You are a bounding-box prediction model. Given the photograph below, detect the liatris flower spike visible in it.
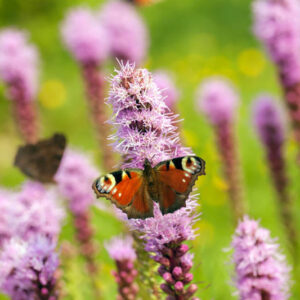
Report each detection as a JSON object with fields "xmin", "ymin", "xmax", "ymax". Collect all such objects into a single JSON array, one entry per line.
[
  {"xmin": 253, "ymin": 0, "xmax": 300, "ymax": 155},
  {"xmin": 105, "ymin": 235, "xmax": 139, "ymax": 300},
  {"xmin": 196, "ymin": 77, "xmax": 244, "ymax": 223},
  {"xmin": 0, "ymin": 236, "xmax": 60, "ymax": 300},
  {"xmin": 0, "ymin": 28, "xmax": 39, "ymax": 143},
  {"xmin": 93, "ymin": 64, "xmax": 205, "ymax": 219},
  {"xmin": 0, "ymin": 182, "xmax": 64, "ymax": 247},
  {"xmin": 232, "ymin": 216, "xmax": 291, "ymax": 300},
  {"xmin": 99, "ymin": 1, "xmax": 148, "ymax": 64},
  {"xmin": 61, "ymin": 7, "xmax": 109, "ymax": 65},
  {"xmin": 93, "ymin": 63, "xmax": 202, "ymax": 299},
  {"xmin": 55, "ymin": 149, "xmax": 100, "ymax": 295},
  {"xmin": 253, "ymin": 95, "xmax": 297, "ymax": 253},
  {"xmin": 61, "ymin": 7, "xmax": 114, "ymax": 170}
]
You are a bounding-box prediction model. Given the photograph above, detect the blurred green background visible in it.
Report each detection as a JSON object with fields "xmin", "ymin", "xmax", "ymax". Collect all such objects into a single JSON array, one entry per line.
[{"xmin": 1, "ymin": 0, "xmax": 300, "ymax": 299}]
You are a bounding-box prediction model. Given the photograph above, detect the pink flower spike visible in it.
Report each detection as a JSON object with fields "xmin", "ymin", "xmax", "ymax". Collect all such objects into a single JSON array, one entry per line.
[
  {"xmin": 0, "ymin": 28, "xmax": 39, "ymax": 102},
  {"xmin": 196, "ymin": 77, "xmax": 238, "ymax": 125},
  {"xmin": 105, "ymin": 235, "xmax": 138, "ymax": 299},
  {"xmin": 99, "ymin": 1, "xmax": 148, "ymax": 64},
  {"xmin": 0, "ymin": 236, "xmax": 59, "ymax": 300},
  {"xmin": 107, "ymin": 62, "xmax": 201, "ymax": 299},
  {"xmin": 252, "ymin": 95, "xmax": 297, "ymax": 252},
  {"xmin": 196, "ymin": 77, "xmax": 244, "ymax": 221},
  {"xmin": 252, "ymin": 0, "xmax": 300, "ymax": 156},
  {"xmin": 253, "ymin": 0, "xmax": 300, "ymax": 87},
  {"xmin": 0, "ymin": 28, "xmax": 40, "ymax": 142},
  {"xmin": 61, "ymin": 7, "xmax": 109, "ymax": 65},
  {"xmin": 232, "ymin": 216, "xmax": 291, "ymax": 300}
]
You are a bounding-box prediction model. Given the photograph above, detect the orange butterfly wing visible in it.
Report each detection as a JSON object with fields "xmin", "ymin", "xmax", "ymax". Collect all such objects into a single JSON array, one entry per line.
[
  {"xmin": 155, "ymin": 156, "xmax": 205, "ymax": 214},
  {"xmin": 92, "ymin": 169, "xmax": 153, "ymax": 219}
]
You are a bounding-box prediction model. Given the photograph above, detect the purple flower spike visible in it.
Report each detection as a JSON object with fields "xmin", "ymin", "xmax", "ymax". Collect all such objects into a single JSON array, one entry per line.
[
  {"xmin": 253, "ymin": 95, "xmax": 285, "ymax": 147},
  {"xmin": 253, "ymin": 0, "xmax": 300, "ymax": 87},
  {"xmin": 0, "ymin": 182, "xmax": 64, "ymax": 246},
  {"xmin": 253, "ymin": 95, "xmax": 297, "ymax": 251},
  {"xmin": 61, "ymin": 7, "xmax": 109, "ymax": 65},
  {"xmin": 0, "ymin": 28, "xmax": 39, "ymax": 142},
  {"xmin": 99, "ymin": 1, "xmax": 148, "ymax": 64},
  {"xmin": 61, "ymin": 8, "xmax": 114, "ymax": 170},
  {"xmin": 196, "ymin": 77, "xmax": 244, "ymax": 222},
  {"xmin": 107, "ymin": 63, "xmax": 200, "ymax": 298},
  {"xmin": 0, "ymin": 28, "xmax": 39, "ymax": 101},
  {"xmin": 105, "ymin": 236, "xmax": 138, "ymax": 300},
  {"xmin": 196, "ymin": 77, "xmax": 238, "ymax": 125},
  {"xmin": 55, "ymin": 149, "xmax": 99, "ymax": 275},
  {"xmin": 105, "ymin": 235, "xmax": 137, "ymax": 264},
  {"xmin": 153, "ymin": 71, "xmax": 179, "ymax": 110},
  {"xmin": 0, "ymin": 235, "xmax": 59, "ymax": 300},
  {"xmin": 128, "ymin": 201, "xmax": 199, "ymax": 299},
  {"xmin": 253, "ymin": 0, "xmax": 300, "ymax": 157},
  {"xmin": 108, "ymin": 62, "xmax": 190, "ymax": 169},
  {"xmin": 232, "ymin": 216, "xmax": 291, "ymax": 300},
  {"xmin": 55, "ymin": 149, "xmax": 98, "ymax": 215}
]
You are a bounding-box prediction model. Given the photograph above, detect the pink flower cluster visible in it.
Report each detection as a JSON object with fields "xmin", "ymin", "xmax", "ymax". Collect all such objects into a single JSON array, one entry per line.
[
  {"xmin": 61, "ymin": 1, "xmax": 148, "ymax": 65},
  {"xmin": 0, "ymin": 182, "xmax": 64, "ymax": 247},
  {"xmin": 0, "ymin": 29, "xmax": 39, "ymax": 101},
  {"xmin": 0, "ymin": 236, "xmax": 59, "ymax": 300},
  {"xmin": 55, "ymin": 148, "xmax": 99, "ymax": 215},
  {"xmin": 232, "ymin": 216, "xmax": 291, "ymax": 300},
  {"xmin": 105, "ymin": 236, "xmax": 139, "ymax": 300},
  {"xmin": 61, "ymin": 7, "xmax": 109, "ymax": 65},
  {"xmin": 196, "ymin": 77, "xmax": 238, "ymax": 125},
  {"xmin": 253, "ymin": 0, "xmax": 300, "ymax": 87}
]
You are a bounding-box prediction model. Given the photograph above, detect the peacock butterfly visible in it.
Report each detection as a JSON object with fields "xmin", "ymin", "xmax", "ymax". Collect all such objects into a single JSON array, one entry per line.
[
  {"xmin": 92, "ymin": 156, "xmax": 205, "ymax": 219},
  {"xmin": 14, "ymin": 133, "xmax": 66, "ymax": 183}
]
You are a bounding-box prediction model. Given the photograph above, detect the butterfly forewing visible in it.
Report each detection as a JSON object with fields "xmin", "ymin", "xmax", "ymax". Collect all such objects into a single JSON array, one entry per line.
[
  {"xmin": 92, "ymin": 169, "xmax": 154, "ymax": 219},
  {"xmin": 155, "ymin": 156, "xmax": 205, "ymax": 214},
  {"xmin": 14, "ymin": 133, "xmax": 66, "ymax": 183}
]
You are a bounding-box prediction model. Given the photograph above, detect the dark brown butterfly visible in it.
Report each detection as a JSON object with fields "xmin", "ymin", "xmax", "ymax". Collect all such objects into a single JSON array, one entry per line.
[
  {"xmin": 14, "ymin": 133, "xmax": 66, "ymax": 183},
  {"xmin": 92, "ymin": 156, "xmax": 205, "ymax": 219}
]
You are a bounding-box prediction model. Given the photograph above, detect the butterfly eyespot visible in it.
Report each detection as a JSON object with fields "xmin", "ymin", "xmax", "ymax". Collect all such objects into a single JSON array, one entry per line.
[
  {"xmin": 182, "ymin": 179, "xmax": 186, "ymax": 183},
  {"xmin": 182, "ymin": 157, "xmax": 198, "ymax": 173},
  {"xmin": 118, "ymin": 193, "xmax": 122, "ymax": 197},
  {"xmin": 112, "ymin": 188, "xmax": 117, "ymax": 195}
]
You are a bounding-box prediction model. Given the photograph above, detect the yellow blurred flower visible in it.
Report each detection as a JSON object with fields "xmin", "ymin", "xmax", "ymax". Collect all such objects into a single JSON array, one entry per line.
[
  {"xmin": 213, "ymin": 176, "xmax": 229, "ymax": 191},
  {"xmin": 39, "ymin": 80, "xmax": 66, "ymax": 109},
  {"xmin": 238, "ymin": 48, "xmax": 266, "ymax": 77}
]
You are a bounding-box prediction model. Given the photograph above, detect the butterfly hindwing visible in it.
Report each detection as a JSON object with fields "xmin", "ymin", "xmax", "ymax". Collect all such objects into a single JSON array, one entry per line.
[
  {"xmin": 92, "ymin": 169, "xmax": 153, "ymax": 219},
  {"xmin": 155, "ymin": 156, "xmax": 205, "ymax": 214},
  {"xmin": 14, "ymin": 133, "xmax": 66, "ymax": 183}
]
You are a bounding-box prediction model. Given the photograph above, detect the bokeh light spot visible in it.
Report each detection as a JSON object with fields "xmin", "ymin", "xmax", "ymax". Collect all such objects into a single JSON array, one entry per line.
[
  {"xmin": 213, "ymin": 176, "xmax": 228, "ymax": 191},
  {"xmin": 39, "ymin": 80, "xmax": 66, "ymax": 109},
  {"xmin": 238, "ymin": 48, "xmax": 266, "ymax": 77}
]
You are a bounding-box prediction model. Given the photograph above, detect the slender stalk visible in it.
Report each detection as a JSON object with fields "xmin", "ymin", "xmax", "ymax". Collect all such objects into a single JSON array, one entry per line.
[
  {"xmin": 81, "ymin": 63, "xmax": 114, "ymax": 171},
  {"xmin": 214, "ymin": 121, "xmax": 244, "ymax": 222}
]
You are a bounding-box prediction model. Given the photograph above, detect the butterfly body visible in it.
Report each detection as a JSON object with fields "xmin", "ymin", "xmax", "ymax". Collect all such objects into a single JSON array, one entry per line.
[{"xmin": 93, "ymin": 156, "xmax": 205, "ymax": 219}]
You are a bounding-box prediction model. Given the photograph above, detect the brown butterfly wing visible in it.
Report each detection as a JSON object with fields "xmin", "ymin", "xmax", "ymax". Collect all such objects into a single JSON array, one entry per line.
[
  {"xmin": 155, "ymin": 156, "xmax": 205, "ymax": 215},
  {"xmin": 14, "ymin": 133, "xmax": 66, "ymax": 183},
  {"xmin": 92, "ymin": 169, "xmax": 154, "ymax": 219}
]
